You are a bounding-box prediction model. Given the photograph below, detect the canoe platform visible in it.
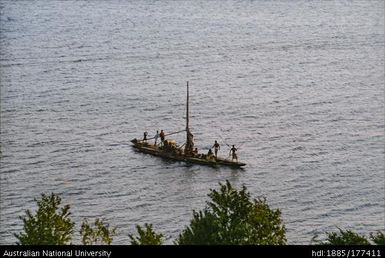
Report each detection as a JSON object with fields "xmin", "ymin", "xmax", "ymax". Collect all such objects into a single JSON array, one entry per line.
[{"xmin": 131, "ymin": 139, "xmax": 246, "ymax": 168}]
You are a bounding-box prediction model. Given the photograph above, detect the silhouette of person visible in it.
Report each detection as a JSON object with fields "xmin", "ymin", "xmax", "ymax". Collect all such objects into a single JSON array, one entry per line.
[
  {"xmin": 212, "ymin": 140, "xmax": 220, "ymax": 157},
  {"xmin": 154, "ymin": 130, "xmax": 160, "ymax": 145},
  {"xmin": 159, "ymin": 130, "xmax": 165, "ymax": 146},
  {"xmin": 230, "ymin": 145, "xmax": 238, "ymax": 162}
]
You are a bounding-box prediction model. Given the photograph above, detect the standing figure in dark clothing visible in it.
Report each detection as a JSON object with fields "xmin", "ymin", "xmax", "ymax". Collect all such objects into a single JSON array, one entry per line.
[
  {"xmin": 159, "ymin": 130, "xmax": 165, "ymax": 146},
  {"xmin": 212, "ymin": 140, "xmax": 220, "ymax": 158},
  {"xmin": 154, "ymin": 130, "xmax": 160, "ymax": 145},
  {"xmin": 229, "ymin": 145, "xmax": 238, "ymax": 162}
]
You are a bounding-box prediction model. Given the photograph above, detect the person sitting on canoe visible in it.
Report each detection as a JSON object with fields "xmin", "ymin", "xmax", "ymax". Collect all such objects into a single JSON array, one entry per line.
[
  {"xmin": 207, "ymin": 149, "xmax": 214, "ymax": 160},
  {"xmin": 229, "ymin": 145, "xmax": 238, "ymax": 162},
  {"xmin": 192, "ymin": 147, "xmax": 198, "ymax": 157},
  {"xmin": 212, "ymin": 140, "xmax": 220, "ymax": 158},
  {"xmin": 159, "ymin": 130, "xmax": 165, "ymax": 146}
]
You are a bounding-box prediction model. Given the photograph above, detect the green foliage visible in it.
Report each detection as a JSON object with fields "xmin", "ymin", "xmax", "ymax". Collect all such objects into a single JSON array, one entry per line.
[
  {"xmin": 14, "ymin": 193, "xmax": 75, "ymax": 245},
  {"xmin": 313, "ymin": 229, "xmax": 385, "ymax": 245},
  {"xmin": 322, "ymin": 229, "xmax": 370, "ymax": 245},
  {"xmin": 370, "ymin": 231, "xmax": 385, "ymax": 245},
  {"xmin": 15, "ymin": 189, "xmax": 382, "ymax": 246},
  {"xmin": 128, "ymin": 223, "xmax": 163, "ymax": 245},
  {"xmin": 80, "ymin": 218, "xmax": 116, "ymax": 245},
  {"xmin": 176, "ymin": 180, "xmax": 286, "ymax": 245}
]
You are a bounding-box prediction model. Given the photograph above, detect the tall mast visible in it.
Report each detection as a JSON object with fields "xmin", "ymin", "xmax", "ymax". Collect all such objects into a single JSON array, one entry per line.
[
  {"xmin": 185, "ymin": 81, "xmax": 194, "ymax": 154},
  {"xmin": 186, "ymin": 81, "xmax": 189, "ymax": 133}
]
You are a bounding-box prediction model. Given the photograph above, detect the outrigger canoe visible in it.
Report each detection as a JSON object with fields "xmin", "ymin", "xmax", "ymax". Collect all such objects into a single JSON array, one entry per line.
[
  {"xmin": 131, "ymin": 82, "xmax": 246, "ymax": 168},
  {"xmin": 131, "ymin": 139, "xmax": 246, "ymax": 168}
]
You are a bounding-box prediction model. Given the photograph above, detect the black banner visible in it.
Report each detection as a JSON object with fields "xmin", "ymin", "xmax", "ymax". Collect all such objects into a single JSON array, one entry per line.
[{"xmin": 0, "ymin": 245, "xmax": 384, "ymax": 258}]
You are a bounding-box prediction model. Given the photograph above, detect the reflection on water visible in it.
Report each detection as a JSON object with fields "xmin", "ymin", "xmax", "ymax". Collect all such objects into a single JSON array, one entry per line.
[{"xmin": 0, "ymin": 0, "xmax": 384, "ymax": 244}]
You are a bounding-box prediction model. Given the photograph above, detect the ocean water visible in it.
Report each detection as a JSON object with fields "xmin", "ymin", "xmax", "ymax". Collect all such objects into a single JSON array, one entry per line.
[{"xmin": 0, "ymin": 0, "xmax": 384, "ymax": 244}]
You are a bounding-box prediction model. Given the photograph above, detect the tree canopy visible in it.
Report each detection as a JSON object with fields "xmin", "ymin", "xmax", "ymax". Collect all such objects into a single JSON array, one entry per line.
[
  {"xmin": 80, "ymin": 218, "xmax": 116, "ymax": 245},
  {"xmin": 14, "ymin": 184, "xmax": 383, "ymax": 246},
  {"xmin": 15, "ymin": 193, "xmax": 75, "ymax": 245},
  {"xmin": 314, "ymin": 228, "xmax": 385, "ymax": 245},
  {"xmin": 176, "ymin": 180, "xmax": 286, "ymax": 245},
  {"xmin": 128, "ymin": 223, "xmax": 164, "ymax": 245}
]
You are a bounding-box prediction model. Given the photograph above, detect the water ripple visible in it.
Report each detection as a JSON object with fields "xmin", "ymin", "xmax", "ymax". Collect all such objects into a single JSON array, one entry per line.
[{"xmin": 1, "ymin": 0, "xmax": 384, "ymax": 245}]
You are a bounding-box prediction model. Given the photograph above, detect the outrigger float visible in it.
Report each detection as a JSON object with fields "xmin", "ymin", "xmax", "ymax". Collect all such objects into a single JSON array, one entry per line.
[{"xmin": 131, "ymin": 82, "xmax": 246, "ymax": 168}]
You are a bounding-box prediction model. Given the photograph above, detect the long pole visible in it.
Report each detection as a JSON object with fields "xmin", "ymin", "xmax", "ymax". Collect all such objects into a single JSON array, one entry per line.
[{"xmin": 186, "ymin": 81, "xmax": 189, "ymax": 134}]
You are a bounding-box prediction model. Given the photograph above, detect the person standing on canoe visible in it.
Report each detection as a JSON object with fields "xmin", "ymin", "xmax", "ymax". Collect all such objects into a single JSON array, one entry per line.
[
  {"xmin": 212, "ymin": 140, "xmax": 220, "ymax": 158},
  {"xmin": 229, "ymin": 145, "xmax": 238, "ymax": 162},
  {"xmin": 154, "ymin": 130, "xmax": 160, "ymax": 145},
  {"xmin": 143, "ymin": 131, "xmax": 148, "ymax": 143},
  {"xmin": 159, "ymin": 130, "xmax": 165, "ymax": 146}
]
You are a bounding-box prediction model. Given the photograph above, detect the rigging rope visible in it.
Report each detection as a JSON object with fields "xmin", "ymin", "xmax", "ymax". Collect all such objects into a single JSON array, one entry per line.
[
  {"xmin": 144, "ymin": 129, "xmax": 186, "ymax": 140},
  {"xmin": 165, "ymin": 129, "xmax": 186, "ymax": 136},
  {"xmin": 218, "ymin": 134, "xmax": 244, "ymax": 150}
]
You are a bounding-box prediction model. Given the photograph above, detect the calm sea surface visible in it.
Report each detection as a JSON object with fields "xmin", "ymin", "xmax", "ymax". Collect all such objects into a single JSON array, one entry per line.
[{"xmin": 0, "ymin": 0, "xmax": 384, "ymax": 244}]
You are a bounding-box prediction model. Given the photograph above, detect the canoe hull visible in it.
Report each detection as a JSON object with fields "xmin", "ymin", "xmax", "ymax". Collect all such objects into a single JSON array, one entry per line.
[{"xmin": 131, "ymin": 140, "xmax": 246, "ymax": 168}]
